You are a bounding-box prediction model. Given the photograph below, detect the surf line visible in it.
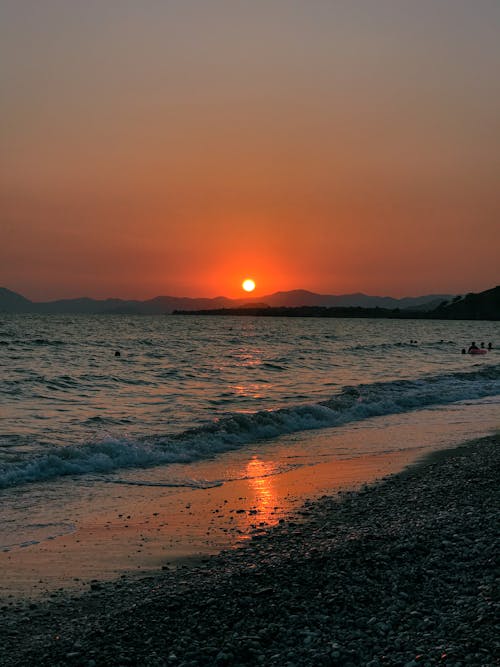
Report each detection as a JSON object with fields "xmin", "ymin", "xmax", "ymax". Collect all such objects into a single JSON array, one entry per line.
[{"xmin": 102, "ymin": 478, "xmax": 224, "ymax": 489}]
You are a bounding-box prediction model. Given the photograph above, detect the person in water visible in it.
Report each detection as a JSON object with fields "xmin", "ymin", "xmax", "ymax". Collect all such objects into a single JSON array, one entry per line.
[
  {"xmin": 468, "ymin": 342, "xmax": 479, "ymax": 353},
  {"xmin": 488, "ymin": 342, "xmax": 493, "ymax": 350}
]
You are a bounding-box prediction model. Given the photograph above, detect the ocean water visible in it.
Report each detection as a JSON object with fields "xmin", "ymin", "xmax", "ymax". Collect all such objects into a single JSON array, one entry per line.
[{"xmin": 0, "ymin": 314, "xmax": 499, "ymax": 490}]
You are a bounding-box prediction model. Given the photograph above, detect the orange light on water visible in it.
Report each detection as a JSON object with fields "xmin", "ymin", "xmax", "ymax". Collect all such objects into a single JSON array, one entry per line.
[{"xmin": 245, "ymin": 457, "xmax": 277, "ymax": 527}]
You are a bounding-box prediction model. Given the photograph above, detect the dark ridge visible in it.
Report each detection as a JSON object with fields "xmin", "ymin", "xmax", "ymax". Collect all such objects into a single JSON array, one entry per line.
[
  {"xmin": 173, "ymin": 286, "xmax": 500, "ymax": 320},
  {"xmin": 0, "ymin": 287, "xmax": 33, "ymax": 312},
  {"xmin": 432, "ymin": 286, "xmax": 500, "ymax": 320},
  {"xmin": 0, "ymin": 287, "xmax": 455, "ymax": 314}
]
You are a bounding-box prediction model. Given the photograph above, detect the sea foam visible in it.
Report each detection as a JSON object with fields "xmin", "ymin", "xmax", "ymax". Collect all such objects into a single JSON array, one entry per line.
[{"xmin": 0, "ymin": 365, "xmax": 498, "ymax": 489}]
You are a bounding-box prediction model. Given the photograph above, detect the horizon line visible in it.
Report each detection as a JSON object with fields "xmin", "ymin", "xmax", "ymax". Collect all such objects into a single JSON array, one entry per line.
[{"xmin": 1, "ymin": 285, "xmax": 471, "ymax": 304}]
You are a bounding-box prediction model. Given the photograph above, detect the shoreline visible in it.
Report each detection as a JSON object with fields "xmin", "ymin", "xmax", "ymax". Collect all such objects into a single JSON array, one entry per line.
[
  {"xmin": 1, "ymin": 434, "xmax": 498, "ymax": 666},
  {"xmin": 0, "ymin": 444, "xmax": 428, "ymax": 599},
  {"xmin": 4, "ymin": 396, "xmax": 499, "ymax": 601}
]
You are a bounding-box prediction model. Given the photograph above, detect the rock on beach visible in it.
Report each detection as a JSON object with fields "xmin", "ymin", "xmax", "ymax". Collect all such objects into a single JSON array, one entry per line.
[{"xmin": 0, "ymin": 435, "xmax": 498, "ymax": 666}]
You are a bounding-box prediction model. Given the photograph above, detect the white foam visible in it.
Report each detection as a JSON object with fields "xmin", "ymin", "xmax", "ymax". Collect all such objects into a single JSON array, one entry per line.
[
  {"xmin": 1, "ymin": 365, "xmax": 498, "ymax": 489},
  {"xmin": 106, "ymin": 478, "xmax": 223, "ymax": 489},
  {"xmin": 0, "ymin": 522, "xmax": 75, "ymax": 551}
]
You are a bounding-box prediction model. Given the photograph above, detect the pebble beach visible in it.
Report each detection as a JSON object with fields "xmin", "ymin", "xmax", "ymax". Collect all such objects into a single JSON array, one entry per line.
[{"xmin": 1, "ymin": 434, "xmax": 498, "ymax": 667}]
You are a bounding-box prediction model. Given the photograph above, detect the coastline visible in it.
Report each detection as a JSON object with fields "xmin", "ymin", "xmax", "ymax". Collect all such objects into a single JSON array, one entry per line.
[
  {"xmin": 3, "ymin": 397, "xmax": 499, "ymax": 600},
  {"xmin": 1, "ymin": 434, "xmax": 498, "ymax": 666},
  {"xmin": 0, "ymin": 444, "xmax": 428, "ymax": 599}
]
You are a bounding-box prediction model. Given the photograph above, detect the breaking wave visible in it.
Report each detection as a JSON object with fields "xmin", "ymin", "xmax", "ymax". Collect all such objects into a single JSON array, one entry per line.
[{"xmin": 1, "ymin": 365, "xmax": 498, "ymax": 489}]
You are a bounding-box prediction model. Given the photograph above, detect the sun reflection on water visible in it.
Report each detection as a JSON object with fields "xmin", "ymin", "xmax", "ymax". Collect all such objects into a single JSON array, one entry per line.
[
  {"xmin": 244, "ymin": 457, "xmax": 279, "ymax": 528},
  {"xmin": 232, "ymin": 383, "xmax": 264, "ymax": 399}
]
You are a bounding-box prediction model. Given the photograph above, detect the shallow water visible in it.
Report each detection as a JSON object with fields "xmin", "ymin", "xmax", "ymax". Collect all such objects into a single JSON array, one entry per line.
[
  {"xmin": 1, "ymin": 395, "xmax": 498, "ymax": 597},
  {"xmin": 1, "ymin": 314, "xmax": 499, "ymax": 595}
]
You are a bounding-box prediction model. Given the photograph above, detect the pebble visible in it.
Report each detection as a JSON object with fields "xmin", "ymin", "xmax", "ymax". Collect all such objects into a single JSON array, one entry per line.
[{"xmin": 0, "ymin": 436, "xmax": 498, "ymax": 667}]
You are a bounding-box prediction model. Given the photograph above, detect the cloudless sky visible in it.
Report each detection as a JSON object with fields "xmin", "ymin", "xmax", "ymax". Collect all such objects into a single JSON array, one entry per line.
[{"xmin": 1, "ymin": 0, "xmax": 499, "ymax": 299}]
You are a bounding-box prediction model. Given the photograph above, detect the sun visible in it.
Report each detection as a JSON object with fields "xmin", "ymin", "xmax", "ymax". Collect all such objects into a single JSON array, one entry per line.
[{"xmin": 242, "ymin": 278, "xmax": 256, "ymax": 292}]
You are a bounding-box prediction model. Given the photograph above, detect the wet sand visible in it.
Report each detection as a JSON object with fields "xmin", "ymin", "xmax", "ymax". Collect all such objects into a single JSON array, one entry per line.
[
  {"xmin": 0, "ymin": 434, "xmax": 498, "ymax": 666},
  {"xmin": 0, "ymin": 447, "xmax": 422, "ymax": 599},
  {"xmin": 1, "ymin": 401, "xmax": 498, "ymax": 600}
]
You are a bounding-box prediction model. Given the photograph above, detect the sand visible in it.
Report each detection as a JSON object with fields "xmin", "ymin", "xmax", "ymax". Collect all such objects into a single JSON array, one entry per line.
[
  {"xmin": 0, "ymin": 446, "xmax": 423, "ymax": 599},
  {"xmin": 0, "ymin": 434, "xmax": 498, "ymax": 666},
  {"xmin": 4, "ymin": 399, "xmax": 499, "ymax": 601}
]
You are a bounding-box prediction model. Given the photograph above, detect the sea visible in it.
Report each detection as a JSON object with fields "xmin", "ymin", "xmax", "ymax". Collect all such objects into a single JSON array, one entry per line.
[
  {"xmin": 0, "ymin": 315, "xmax": 500, "ymax": 489},
  {"xmin": 1, "ymin": 314, "xmax": 500, "ymax": 587},
  {"xmin": 1, "ymin": 314, "xmax": 499, "ymax": 492}
]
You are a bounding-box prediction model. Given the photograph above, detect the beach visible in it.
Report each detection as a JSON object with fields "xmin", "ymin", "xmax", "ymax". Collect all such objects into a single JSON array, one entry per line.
[
  {"xmin": 2, "ymin": 398, "xmax": 498, "ymax": 600},
  {"xmin": 3, "ymin": 0, "xmax": 499, "ymax": 663},
  {"xmin": 1, "ymin": 434, "xmax": 498, "ymax": 667},
  {"xmin": 1, "ymin": 315, "xmax": 499, "ymax": 665}
]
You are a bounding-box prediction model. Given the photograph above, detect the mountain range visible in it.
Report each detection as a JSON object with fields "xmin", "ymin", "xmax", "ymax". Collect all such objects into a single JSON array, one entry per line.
[
  {"xmin": 176, "ymin": 286, "xmax": 500, "ymax": 321},
  {"xmin": 0, "ymin": 287, "xmax": 453, "ymax": 314}
]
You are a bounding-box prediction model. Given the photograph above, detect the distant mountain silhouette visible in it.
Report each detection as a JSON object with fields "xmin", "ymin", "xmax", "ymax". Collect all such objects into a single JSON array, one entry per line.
[
  {"xmin": 256, "ymin": 289, "xmax": 452, "ymax": 310},
  {"xmin": 0, "ymin": 287, "xmax": 33, "ymax": 312},
  {"xmin": 0, "ymin": 289, "xmax": 234, "ymax": 314},
  {"xmin": 432, "ymin": 286, "xmax": 500, "ymax": 320},
  {"xmin": 0, "ymin": 286, "xmax": 456, "ymax": 315},
  {"xmin": 175, "ymin": 286, "xmax": 500, "ymax": 321}
]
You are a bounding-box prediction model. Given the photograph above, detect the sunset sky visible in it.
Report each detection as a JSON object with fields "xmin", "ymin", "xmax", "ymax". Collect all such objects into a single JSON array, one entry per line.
[{"xmin": 1, "ymin": 1, "xmax": 499, "ymax": 300}]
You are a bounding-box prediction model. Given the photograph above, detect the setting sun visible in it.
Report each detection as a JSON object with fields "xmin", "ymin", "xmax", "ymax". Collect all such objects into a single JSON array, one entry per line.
[{"xmin": 242, "ymin": 279, "xmax": 256, "ymax": 292}]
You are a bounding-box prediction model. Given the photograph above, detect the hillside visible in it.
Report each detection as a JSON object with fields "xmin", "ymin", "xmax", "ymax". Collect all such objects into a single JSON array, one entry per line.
[
  {"xmin": 433, "ymin": 286, "xmax": 500, "ymax": 320},
  {"xmin": 174, "ymin": 286, "xmax": 500, "ymax": 320},
  {"xmin": 0, "ymin": 288, "xmax": 33, "ymax": 312}
]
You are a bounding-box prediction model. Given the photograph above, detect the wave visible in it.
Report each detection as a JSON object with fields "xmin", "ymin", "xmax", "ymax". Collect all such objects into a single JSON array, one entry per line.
[
  {"xmin": 107, "ymin": 461, "xmax": 303, "ymax": 488},
  {"xmin": 0, "ymin": 338, "xmax": 67, "ymax": 347},
  {"xmin": 106, "ymin": 478, "xmax": 223, "ymax": 489},
  {"xmin": 0, "ymin": 365, "xmax": 498, "ymax": 489},
  {"xmin": 0, "ymin": 522, "xmax": 75, "ymax": 551},
  {"xmin": 345, "ymin": 340, "xmax": 456, "ymax": 353}
]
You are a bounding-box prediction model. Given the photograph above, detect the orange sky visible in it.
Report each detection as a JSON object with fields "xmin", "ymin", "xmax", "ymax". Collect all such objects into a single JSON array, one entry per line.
[{"xmin": 1, "ymin": 1, "xmax": 499, "ymax": 300}]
